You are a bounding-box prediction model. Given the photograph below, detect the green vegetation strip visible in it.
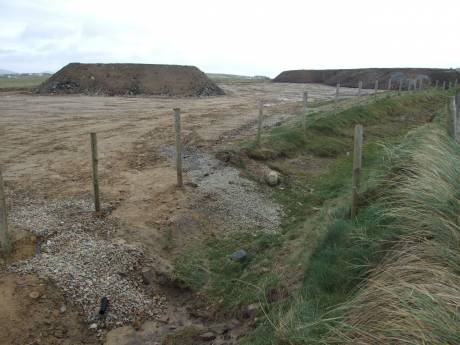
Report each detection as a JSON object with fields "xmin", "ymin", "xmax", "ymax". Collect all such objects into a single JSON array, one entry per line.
[
  {"xmin": 172, "ymin": 90, "xmax": 453, "ymax": 344},
  {"xmin": 0, "ymin": 74, "xmax": 50, "ymax": 90}
]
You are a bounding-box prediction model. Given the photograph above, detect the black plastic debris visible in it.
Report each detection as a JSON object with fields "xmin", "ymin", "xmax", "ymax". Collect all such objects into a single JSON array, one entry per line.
[{"xmin": 99, "ymin": 296, "xmax": 109, "ymax": 315}]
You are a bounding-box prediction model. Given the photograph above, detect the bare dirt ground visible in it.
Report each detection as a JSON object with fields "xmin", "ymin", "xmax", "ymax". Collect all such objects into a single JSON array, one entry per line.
[{"xmin": 0, "ymin": 82, "xmax": 369, "ymax": 345}]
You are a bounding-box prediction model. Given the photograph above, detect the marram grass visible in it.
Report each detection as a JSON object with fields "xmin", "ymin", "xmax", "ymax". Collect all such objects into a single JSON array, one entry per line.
[{"xmin": 324, "ymin": 127, "xmax": 460, "ymax": 344}]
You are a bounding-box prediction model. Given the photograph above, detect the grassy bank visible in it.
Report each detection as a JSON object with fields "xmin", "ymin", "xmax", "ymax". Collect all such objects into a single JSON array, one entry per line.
[
  {"xmin": 324, "ymin": 127, "xmax": 460, "ymax": 344},
  {"xmin": 172, "ymin": 90, "xmax": 454, "ymax": 344}
]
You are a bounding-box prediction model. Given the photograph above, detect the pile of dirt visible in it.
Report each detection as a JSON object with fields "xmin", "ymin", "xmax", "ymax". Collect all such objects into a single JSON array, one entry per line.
[
  {"xmin": 37, "ymin": 63, "xmax": 225, "ymax": 96},
  {"xmin": 273, "ymin": 68, "xmax": 460, "ymax": 89}
]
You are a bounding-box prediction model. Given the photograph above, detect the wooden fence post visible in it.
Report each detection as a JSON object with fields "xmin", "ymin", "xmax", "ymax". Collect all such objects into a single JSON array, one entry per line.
[
  {"xmin": 90, "ymin": 133, "xmax": 101, "ymax": 212},
  {"xmin": 351, "ymin": 124, "xmax": 363, "ymax": 217},
  {"xmin": 0, "ymin": 170, "xmax": 11, "ymax": 255},
  {"xmin": 407, "ymin": 79, "xmax": 411, "ymax": 91},
  {"xmin": 256, "ymin": 100, "xmax": 264, "ymax": 145},
  {"xmin": 335, "ymin": 82, "xmax": 340, "ymax": 109},
  {"xmin": 456, "ymin": 90, "xmax": 460, "ymax": 116},
  {"xmin": 374, "ymin": 80, "xmax": 379, "ymax": 97},
  {"xmin": 435, "ymin": 80, "xmax": 439, "ymax": 89},
  {"xmin": 173, "ymin": 108, "xmax": 183, "ymax": 187},
  {"xmin": 442, "ymin": 81, "xmax": 446, "ymax": 90},
  {"xmin": 302, "ymin": 92, "xmax": 308, "ymax": 131},
  {"xmin": 447, "ymin": 96, "xmax": 457, "ymax": 140},
  {"xmin": 398, "ymin": 79, "xmax": 403, "ymax": 95},
  {"xmin": 455, "ymin": 79, "xmax": 458, "ymax": 88},
  {"xmin": 358, "ymin": 81, "xmax": 362, "ymax": 97},
  {"xmin": 387, "ymin": 78, "xmax": 392, "ymax": 90}
]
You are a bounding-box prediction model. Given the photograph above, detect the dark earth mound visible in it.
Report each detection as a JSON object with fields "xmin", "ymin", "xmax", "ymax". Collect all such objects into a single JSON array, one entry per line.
[
  {"xmin": 37, "ymin": 63, "xmax": 225, "ymax": 96},
  {"xmin": 273, "ymin": 68, "xmax": 460, "ymax": 89}
]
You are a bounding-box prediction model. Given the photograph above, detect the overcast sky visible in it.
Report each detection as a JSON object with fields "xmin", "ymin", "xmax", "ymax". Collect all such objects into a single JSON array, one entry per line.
[{"xmin": 1, "ymin": 0, "xmax": 459, "ymax": 77}]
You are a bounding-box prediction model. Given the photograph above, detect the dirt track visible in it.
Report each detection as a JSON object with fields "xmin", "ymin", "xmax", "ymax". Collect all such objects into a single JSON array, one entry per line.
[{"xmin": 0, "ymin": 82, "xmax": 368, "ymax": 344}]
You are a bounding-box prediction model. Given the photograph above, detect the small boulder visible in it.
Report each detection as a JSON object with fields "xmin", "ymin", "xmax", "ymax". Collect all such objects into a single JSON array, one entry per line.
[
  {"xmin": 29, "ymin": 291, "xmax": 41, "ymax": 299},
  {"xmin": 141, "ymin": 258, "xmax": 174, "ymax": 286},
  {"xmin": 210, "ymin": 323, "xmax": 231, "ymax": 335},
  {"xmin": 265, "ymin": 170, "xmax": 280, "ymax": 187},
  {"xmin": 199, "ymin": 332, "xmax": 216, "ymax": 341},
  {"xmin": 230, "ymin": 249, "xmax": 247, "ymax": 263},
  {"xmin": 141, "ymin": 267, "xmax": 155, "ymax": 285},
  {"xmin": 243, "ymin": 303, "xmax": 259, "ymax": 319}
]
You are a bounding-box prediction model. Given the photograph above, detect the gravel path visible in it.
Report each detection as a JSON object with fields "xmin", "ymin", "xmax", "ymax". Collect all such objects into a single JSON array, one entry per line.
[{"xmin": 161, "ymin": 147, "xmax": 283, "ymax": 233}]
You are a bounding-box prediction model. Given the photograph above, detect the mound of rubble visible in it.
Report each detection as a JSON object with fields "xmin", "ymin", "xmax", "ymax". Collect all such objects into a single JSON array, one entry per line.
[
  {"xmin": 273, "ymin": 68, "xmax": 460, "ymax": 89},
  {"xmin": 8, "ymin": 198, "xmax": 166, "ymax": 328},
  {"xmin": 37, "ymin": 63, "xmax": 225, "ymax": 96}
]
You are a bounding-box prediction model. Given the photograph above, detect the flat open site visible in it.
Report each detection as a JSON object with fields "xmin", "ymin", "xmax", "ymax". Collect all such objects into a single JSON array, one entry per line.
[
  {"xmin": 0, "ymin": 82, "xmax": 369, "ymax": 344},
  {"xmin": 0, "ymin": 82, "xmax": 361, "ymax": 207}
]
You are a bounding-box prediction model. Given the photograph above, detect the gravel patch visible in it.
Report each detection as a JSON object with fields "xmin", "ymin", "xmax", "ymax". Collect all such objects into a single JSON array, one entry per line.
[
  {"xmin": 8, "ymin": 196, "xmax": 166, "ymax": 328},
  {"xmin": 161, "ymin": 147, "xmax": 283, "ymax": 233},
  {"xmin": 9, "ymin": 197, "xmax": 95, "ymax": 236}
]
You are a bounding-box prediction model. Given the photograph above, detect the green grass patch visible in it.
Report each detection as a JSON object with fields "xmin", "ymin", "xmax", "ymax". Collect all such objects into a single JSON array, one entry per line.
[
  {"xmin": 242, "ymin": 92, "xmax": 452, "ymax": 344},
  {"xmin": 245, "ymin": 92, "xmax": 447, "ymax": 160},
  {"xmin": 172, "ymin": 90, "xmax": 452, "ymax": 345},
  {"xmin": 0, "ymin": 74, "xmax": 50, "ymax": 90},
  {"xmin": 174, "ymin": 231, "xmax": 283, "ymax": 315}
]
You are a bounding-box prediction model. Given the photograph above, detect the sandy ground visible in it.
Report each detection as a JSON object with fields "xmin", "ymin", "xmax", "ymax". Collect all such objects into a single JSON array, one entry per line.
[
  {"xmin": 0, "ymin": 82, "xmax": 368, "ymax": 344},
  {"xmin": 0, "ymin": 82, "xmax": 364, "ymax": 243}
]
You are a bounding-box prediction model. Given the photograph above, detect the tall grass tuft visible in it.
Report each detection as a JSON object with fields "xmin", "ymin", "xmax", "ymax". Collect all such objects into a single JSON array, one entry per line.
[{"xmin": 325, "ymin": 127, "xmax": 460, "ymax": 344}]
